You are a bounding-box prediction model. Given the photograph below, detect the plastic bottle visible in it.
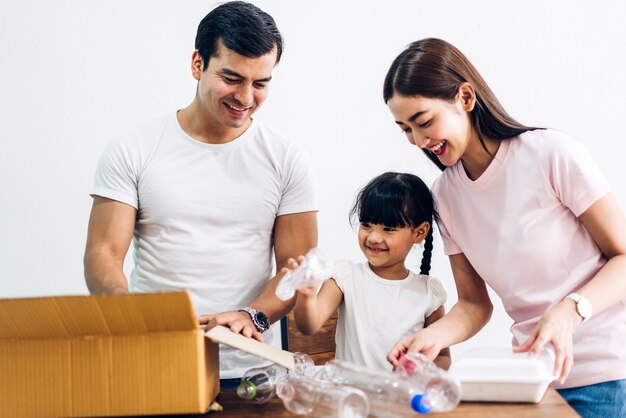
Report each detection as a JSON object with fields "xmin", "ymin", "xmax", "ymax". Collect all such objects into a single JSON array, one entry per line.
[
  {"xmin": 277, "ymin": 376, "xmax": 370, "ymax": 418},
  {"xmin": 237, "ymin": 352, "xmax": 315, "ymax": 403},
  {"xmin": 314, "ymin": 359, "xmax": 432, "ymax": 417},
  {"xmin": 275, "ymin": 248, "xmax": 334, "ymax": 301},
  {"xmin": 393, "ymin": 352, "xmax": 461, "ymax": 412}
]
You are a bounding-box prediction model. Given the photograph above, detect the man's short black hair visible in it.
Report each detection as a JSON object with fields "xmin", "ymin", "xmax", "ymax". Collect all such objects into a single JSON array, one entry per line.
[{"xmin": 195, "ymin": 1, "xmax": 283, "ymax": 71}]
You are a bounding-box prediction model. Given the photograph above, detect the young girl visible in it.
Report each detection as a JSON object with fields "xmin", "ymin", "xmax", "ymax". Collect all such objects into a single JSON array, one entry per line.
[
  {"xmin": 293, "ymin": 172, "xmax": 450, "ymax": 371},
  {"xmin": 383, "ymin": 38, "xmax": 626, "ymax": 417}
]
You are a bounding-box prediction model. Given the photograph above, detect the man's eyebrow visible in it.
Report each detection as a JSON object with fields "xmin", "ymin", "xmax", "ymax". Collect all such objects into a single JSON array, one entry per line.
[
  {"xmin": 220, "ymin": 69, "xmax": 243, "ymax": 78},
  {"xmin": 220, "ymin": 68, "xmax": 272, "ymax": 82}
]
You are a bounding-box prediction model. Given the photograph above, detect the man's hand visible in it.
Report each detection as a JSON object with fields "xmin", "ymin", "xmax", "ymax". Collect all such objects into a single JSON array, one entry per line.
[{"xmin": 199, "ymin": 310, "xmax": 264, "ymax": 342}]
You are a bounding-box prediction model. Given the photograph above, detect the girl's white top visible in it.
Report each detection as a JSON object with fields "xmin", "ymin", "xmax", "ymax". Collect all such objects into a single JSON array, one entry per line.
[{"xmin": 333, "ymin": 260, "xmax": 446, "ymax": 371}]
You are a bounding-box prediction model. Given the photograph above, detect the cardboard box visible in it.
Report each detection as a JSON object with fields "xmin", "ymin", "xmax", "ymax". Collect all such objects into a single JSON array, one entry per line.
[{"xmin": 0, "ymin": 291, "xmax": 219, "ymax": 418}]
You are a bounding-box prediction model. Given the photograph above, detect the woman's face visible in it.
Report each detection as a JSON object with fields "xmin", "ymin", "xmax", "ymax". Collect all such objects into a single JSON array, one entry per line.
[{"xmin": 387, "ymin": 89, "xmax": 474, "ymax": 167}]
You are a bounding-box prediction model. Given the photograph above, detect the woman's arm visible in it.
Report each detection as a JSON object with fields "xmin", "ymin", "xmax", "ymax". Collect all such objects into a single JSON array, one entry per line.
[
  {"xmin": 424, "ymin": 305, "xmax": 451, "ymax": 370},
  {"xmin": 388, "ymin": 253, "xmax": 492, "ymax": 366},
  {"xmin": 514, "ymin": 193, "xmax": 626, "ymax": 384},
  {"xmin": 293, "ymin": 278, "xmax": 343, "ymax": 335}
]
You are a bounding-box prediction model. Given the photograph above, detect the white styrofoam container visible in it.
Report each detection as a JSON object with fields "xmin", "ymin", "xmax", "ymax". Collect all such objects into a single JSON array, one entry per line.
[{"xmin": 449, "ymin": 347, "xmax": 556, "ymax": 403}]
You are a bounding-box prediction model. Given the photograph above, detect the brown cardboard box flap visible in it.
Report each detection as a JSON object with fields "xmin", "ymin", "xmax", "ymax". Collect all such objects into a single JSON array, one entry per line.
[
  {"xmin": 206, "ymin": 325, "xmax": 295, "ymax": 370},
  {"xmin": 0, "ymin": 291, "xmax": 197, "ymax": 339}
]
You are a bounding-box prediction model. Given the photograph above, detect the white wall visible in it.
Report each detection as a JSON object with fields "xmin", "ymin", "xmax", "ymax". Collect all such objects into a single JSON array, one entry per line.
[{"xmin": 1, "ymin": 0, "xmax": 625, "ymax": 357}]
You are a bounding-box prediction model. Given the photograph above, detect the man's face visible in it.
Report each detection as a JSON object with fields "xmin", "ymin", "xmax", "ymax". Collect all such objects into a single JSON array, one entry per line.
[{"xmin": 192, "ymin": 41, "xmax": 277, "ymax": 135}]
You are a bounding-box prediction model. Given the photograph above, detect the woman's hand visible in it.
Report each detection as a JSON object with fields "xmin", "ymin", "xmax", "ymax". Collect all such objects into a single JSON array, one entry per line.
[
  {"xmin": 387, "ymin": 327, "xmax": 442, "ymax": 367},
  {"xmin": 513, "ymin": 299, "xmax": 582, "ymax": 384}
]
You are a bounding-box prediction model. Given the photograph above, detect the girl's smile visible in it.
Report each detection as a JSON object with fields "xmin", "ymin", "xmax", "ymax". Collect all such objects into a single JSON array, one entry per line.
[
  {"xmin": 358, "ymin": 222, "xmax": 421, "ymax": 280},
  {"xmin": 365, "ymin": 245, "xmax": 388, "ymax": 255}
]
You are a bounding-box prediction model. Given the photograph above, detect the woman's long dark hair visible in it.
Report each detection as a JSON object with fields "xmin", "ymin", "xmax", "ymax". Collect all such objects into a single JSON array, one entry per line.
[
  {"xmin": 384, "ymin": 38, "xmax": 540, "ymax": 171},
  {"xmin": 350, "ymin": 172, "xmax": 436, "ymax": 275}
]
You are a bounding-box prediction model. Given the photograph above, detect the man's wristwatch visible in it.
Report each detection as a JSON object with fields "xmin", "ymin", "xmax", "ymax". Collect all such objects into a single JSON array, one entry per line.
[
  {"xmin": 239, "ymin": 307, "xmax": 271, "ymax": 333},
  {"xmin": 565, "ymin": 292, "xmax": 592, "ymax": 323}
]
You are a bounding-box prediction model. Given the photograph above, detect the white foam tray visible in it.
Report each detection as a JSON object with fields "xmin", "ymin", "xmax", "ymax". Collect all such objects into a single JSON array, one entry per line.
[{"xmin": 449, "ymin": 347, "xmax": 556, "ymax": 403}]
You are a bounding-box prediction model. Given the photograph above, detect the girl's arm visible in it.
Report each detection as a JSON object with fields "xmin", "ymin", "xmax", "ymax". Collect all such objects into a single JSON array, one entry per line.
[
  {"xmin": 514, "ymin": 193, "xmax": 626, "ymax": 384},
  {"xmin": 293, "ymin": 278, "xmax": 343, "ymax": 335},
  {"xmin": 423, "ymin": 305, "xmax": 451, "ymax": 370},
  {"xmin": 388, "ymin": 253, "xmax": 492, "ymax": 366}
]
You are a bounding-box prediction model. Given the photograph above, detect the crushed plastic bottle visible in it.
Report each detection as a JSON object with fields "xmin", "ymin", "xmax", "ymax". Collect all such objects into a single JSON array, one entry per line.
[
  {"xmin": 277, "ymin": 376, "xmax": 370, "ymax": 418},
  {"xmin": 237, "ymin": 352, "xmax": 315, "ymax": 403},
  {"xmin": 315, "ymin": 359, "xmax": 432, "ymax": 417},
  {"xmin": 394, "ymin": 352, "xmax": 461, "ymax": 412},
  {"xmin": 275, "ymin": 248, "xmax": 334, "ymax": 301}
]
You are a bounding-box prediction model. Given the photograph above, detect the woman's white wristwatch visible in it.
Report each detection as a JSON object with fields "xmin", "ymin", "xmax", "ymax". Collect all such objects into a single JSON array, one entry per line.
[{"xmin": 565, "ymin": 293, "xmax": 592, "ymax": 323}]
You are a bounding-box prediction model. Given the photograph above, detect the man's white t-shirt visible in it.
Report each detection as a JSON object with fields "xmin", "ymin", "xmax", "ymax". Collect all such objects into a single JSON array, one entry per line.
[
  {"xmin": 91, "ymin": 112, "xmax": 317, "ymax": 378},
  {"xmin": 332, "ymin": 260, "xmax": 446, "ymax": 371}
]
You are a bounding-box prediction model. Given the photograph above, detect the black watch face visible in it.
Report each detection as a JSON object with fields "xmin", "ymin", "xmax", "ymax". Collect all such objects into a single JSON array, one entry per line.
[{"xmin": 254, "ymin": 312, "xmax": 270, "ymax": 330}]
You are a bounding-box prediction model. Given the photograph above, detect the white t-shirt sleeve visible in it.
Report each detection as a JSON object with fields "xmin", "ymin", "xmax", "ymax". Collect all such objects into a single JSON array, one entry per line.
[
  {"xmin": 277, "ymin": 143, "xmax": 318, "ymax": 216},
  {"xmin": 542, "ymin": 131, "xmax": 611, "ymax": 217},
  {"xmin": 90, "ymin": 137, "xmax": 140, "ymax": 209},
  {"xmin": 331, "ymin": 259, "xmax": 352, "ymax": 293},
  {"xmin": 425, "ymin": 276, "xmax": 447, "ymax": 317}
]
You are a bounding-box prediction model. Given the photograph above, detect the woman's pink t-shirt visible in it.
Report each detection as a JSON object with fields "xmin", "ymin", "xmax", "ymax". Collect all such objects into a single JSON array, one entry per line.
[{"xmin": 432, "ymin": 129, "xmax": 626, "ymax": 388}]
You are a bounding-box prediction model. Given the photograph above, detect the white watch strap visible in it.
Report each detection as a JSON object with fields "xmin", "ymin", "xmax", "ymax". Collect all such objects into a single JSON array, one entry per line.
[{"xmin": 565, "ymin": 292, "xmax": 592, "ymax": 322}]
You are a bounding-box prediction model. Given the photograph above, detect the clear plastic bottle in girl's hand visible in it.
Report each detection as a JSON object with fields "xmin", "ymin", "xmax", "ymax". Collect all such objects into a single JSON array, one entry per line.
[
  {"xmin": 237, "ymin": 352, "xmax": 315, "ymax": 403},
  {"xmin": 275, "ymin": 248, "xmax": 335, "ymax": 301},
  {"xmin": 315, "ymin": 359, "xmax": 432, "ymax": 417},
  {"xmin": 277, "ymin": 375, "xmax": 370, "ymax": 418},
  {"xmin": 394, "ymin": 352, "xmax": 461, "ymax": 412}
]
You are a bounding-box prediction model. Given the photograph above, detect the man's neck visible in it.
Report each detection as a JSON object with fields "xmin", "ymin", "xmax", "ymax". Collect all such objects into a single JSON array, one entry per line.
[{"xmin": 176, "ymin": 104, "xmax": 250, "ymax": 145}]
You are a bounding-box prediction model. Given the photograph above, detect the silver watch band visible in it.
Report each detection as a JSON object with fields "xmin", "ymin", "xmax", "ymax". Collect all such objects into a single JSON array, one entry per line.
[{"xmin": 238, "ymin": 306, "xmax": 270, "ymax": 332}]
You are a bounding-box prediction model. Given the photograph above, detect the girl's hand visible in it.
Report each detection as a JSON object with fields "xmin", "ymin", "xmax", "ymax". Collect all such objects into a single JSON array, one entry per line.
[
  {"xmin": 285, "ymin": 256, "xmax": 305, "ymax": 271},
  {"xmin": 296, "ymin": 286, "xmax": 317, "ymax": 298},
  {"xmin": 513, "ymin": 300, "xmax": 581, "ymax": 384},
  {"xmin": 387, "ymin": 328, "xmax": 442, "ymax": 367},
  {"xmin": 285, "ymin": 256, "xmax": 318, "ymax": 300}
]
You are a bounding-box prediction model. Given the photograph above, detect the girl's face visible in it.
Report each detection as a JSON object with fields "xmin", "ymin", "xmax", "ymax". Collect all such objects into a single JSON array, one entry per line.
[
  {"xmin": 358, "ymin": 222, "xmax": 421, "ymax": 279},
  {"xmin": 386, "ymin": 86, "xmax": 476, "ymax": 168}
]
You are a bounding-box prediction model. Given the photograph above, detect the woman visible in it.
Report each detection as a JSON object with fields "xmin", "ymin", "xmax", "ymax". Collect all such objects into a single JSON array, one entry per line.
[{"xmin": 383, "ymin": 38, "xmax": 626, "ymax": 418}]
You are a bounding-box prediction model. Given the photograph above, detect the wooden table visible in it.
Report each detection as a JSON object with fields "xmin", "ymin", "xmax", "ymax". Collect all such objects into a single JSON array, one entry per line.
[{"xmin": 191, "ymin": 387, "xmax": 578, "ymax": 417}]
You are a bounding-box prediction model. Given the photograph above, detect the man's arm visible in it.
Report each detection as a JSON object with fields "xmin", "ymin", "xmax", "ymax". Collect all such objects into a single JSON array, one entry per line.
[
  {"xmin": 251, "ymin": 211, "xmax": 318, "ymax": 322},
  {"xmin": 199, "ymin": 211, "xmax": 318, "ymax": 340},
  {"xmin": 84, "ymin": 196, "xmax": 136, "ymax": 294}
]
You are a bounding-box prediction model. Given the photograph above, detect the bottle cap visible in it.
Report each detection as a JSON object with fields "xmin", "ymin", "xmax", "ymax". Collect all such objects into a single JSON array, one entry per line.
[
  {"xmin": 411, "ymin": 393, "xmax": 432, "ymax": 414},
  {"xmin": 236, "ymin": 379, "xmax": 257, "ymax": 400}
]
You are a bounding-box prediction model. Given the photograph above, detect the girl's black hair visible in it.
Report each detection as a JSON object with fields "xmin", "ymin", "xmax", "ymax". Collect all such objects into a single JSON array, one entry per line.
[{"xmin": 349, "ymin": 172, "xmax": 436, "ymax": 275}]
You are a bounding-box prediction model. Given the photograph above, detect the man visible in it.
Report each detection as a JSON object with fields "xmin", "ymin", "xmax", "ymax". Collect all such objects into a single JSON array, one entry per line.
[{"xmin": 84, "ymin": 1, "xmax": 318, "ymax": 382}]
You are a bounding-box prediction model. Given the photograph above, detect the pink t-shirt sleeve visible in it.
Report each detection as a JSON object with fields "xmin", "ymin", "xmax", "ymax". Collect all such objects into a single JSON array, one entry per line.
[
  {"xmin": 435, "ymin": 213, "xmax": 461, "ymax": 256},
  {"xmin": 432, "ymin": 180, "xmax": 462, "ymax": 256},
  {"xmin": 542, "ymin": 132, "xmax": 611, "ymax": 217}
]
